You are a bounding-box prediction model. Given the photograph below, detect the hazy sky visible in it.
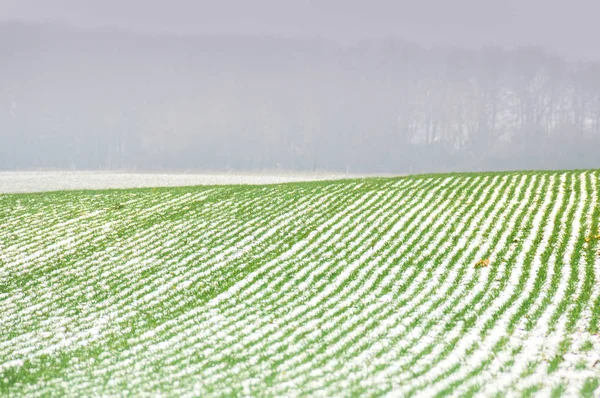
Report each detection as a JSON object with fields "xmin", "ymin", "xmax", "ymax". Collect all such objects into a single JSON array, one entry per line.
[{"xmin": 1, "ymin": 0, "xmax": 599, "ymax": 60}]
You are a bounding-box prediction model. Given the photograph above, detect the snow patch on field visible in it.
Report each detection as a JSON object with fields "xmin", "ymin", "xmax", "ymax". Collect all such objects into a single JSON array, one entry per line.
[{"xmin": 0, "ymin": 170, "xmax": 366, "ymax": 193}]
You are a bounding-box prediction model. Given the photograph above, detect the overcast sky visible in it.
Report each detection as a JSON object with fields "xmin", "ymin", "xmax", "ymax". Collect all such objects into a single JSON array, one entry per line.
[{"xmin": 1, "ymin": 0, "xmax": 599, "ymax": 60}]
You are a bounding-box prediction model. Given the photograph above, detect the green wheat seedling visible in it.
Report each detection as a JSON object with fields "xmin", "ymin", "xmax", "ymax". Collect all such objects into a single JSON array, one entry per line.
[{"xmin": 1, "ymin": 171, "xmax": 599, "ymax": 397}]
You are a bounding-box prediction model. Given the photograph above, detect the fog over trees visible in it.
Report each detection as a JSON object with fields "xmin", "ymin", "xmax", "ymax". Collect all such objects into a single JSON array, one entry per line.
[{"xmin": 1, "ymin": 21, "xmax": 599, "ymax": 173}]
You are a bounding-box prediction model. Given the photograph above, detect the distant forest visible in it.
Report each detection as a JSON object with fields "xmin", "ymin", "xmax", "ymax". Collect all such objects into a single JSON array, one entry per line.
[{"xmin": 1, "ymin": 21, "xmax": 599, "ymax": 173}]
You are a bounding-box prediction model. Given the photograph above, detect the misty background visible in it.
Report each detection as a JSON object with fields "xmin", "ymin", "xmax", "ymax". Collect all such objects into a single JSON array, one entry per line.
[{"xmin": 1, "ymin": 1, "xmax": 600, "ymax": 173}]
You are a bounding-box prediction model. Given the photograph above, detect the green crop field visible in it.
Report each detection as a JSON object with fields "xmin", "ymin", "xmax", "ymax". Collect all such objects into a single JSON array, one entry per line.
[{"xmin": 1, "ymin": 170, "xmax": 600, "ymax": 397}]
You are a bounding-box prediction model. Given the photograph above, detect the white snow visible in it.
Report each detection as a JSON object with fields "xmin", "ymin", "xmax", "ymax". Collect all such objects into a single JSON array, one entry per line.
[{"xmin": 0, "ymin": 170, "xmax": 368, "ymax": 193}]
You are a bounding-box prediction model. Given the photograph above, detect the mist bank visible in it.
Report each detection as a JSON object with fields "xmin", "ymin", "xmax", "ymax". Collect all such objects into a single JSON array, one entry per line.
[{"xmin": 1, "ymin": 21, "xmax": 599, "ymax": 173}]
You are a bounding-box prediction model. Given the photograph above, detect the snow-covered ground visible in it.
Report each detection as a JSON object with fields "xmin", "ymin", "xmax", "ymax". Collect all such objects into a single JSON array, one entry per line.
[
  {"xmin": 0, "ymin": 170, "xmax": 365, "ymax": 194},
  {"xmin": 2, "ymin": 170, "xmax": 599, "ymax": 397}
]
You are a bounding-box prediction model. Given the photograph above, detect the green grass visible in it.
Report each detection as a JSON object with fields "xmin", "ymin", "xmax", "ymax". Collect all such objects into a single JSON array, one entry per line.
[{"xmin": 0, "ymin": 170, "xmax": 599, "ymax": 396}]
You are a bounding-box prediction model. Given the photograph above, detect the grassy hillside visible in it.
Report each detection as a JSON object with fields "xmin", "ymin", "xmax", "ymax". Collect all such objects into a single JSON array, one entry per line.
[{"xmin": 1, "ymin": 171, "xmax": 600, "ymax": 397}]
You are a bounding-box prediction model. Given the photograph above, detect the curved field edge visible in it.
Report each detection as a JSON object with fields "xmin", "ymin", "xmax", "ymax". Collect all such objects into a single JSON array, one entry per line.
[
  {"xmin": 0, "ymin": 170, "xmax": 599, "ymax": 397},
  {"xmin": 0, "ymin": 171, "xmax": 372, "ymax": 195}
]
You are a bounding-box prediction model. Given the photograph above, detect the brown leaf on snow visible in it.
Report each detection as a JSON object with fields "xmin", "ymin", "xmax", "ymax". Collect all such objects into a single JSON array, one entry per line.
[
  {"xmin": 585, "ymin": 234, "xmax": 600, "ymax": 242},
  {"xmin": 475, "ymin": 258, "xmax": 491, "ymax": 269}
]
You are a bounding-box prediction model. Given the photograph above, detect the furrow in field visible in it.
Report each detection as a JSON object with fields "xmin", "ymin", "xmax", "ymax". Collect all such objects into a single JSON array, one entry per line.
[
  {"xmin": 166, "ymin": 176, "xmax": 480, "ymax": 394},
  {"xmin": 0, "ymin": 191, "xmax": 186, "ymax": 276},
  {"xmin": 354, "ymin": 173, "xmax": 532, "ymax": 395},
  {"xmin": 0, "ymin": 191, "xmax": 219, "ymax": 345},
  {"xmin": 85, "ymin": 182, "xmax": 399, "ymax": 392},
  {"xmin": 196, "ymin": 177, "xmax": 461, "ymax": 393},
  {"xmin": 465, "ymin": 173, "xmax": 579, "ymax": 396},
  {"xmin": 270, "ymin": 175, "xmax": 498, "ymax": 395},
  {"xmin": 37, "ymin": 182, "xmax": 382, "ymax": 394},
  {"xmin": 0, "ymin": 185, "xmax": 339, "ymax": 372},
  {"xmin": 131, "ymin": 176, "xmax": 454, "ymax": 394},
  {"xmin": 0, "ymin": 192, "xmax": 206, "ymax": 334},
  {"xmin": 540, "ymin": 172, "xmax": 599, "ymax": 397},
  {"xmin": 399, "ymin": 173, "xmax": 566, "ymax": 395},
  {"xmin": 392, "ymin": 173, "xmax": 556, "ymax": 395},
  {"xmin": 3, "ymin": 171, "xmax": 599, "ymax": 397},
  {"xmin": 342, "ymin": 174, "xmax": 529, "ymax": 396},
  {"xmin": 364, "ymin": 173, "xmax": 538, "ymax": 393}
]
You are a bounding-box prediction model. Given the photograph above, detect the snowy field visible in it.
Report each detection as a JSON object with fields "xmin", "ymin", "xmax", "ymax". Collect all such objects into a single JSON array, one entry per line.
[
  {"xmin": 0, "ymin": 170, "xmax": 361, "ymax": 194},
  {"xmin": 1, "ymin": 170, "xmax": 600, "ymax": 396}
]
